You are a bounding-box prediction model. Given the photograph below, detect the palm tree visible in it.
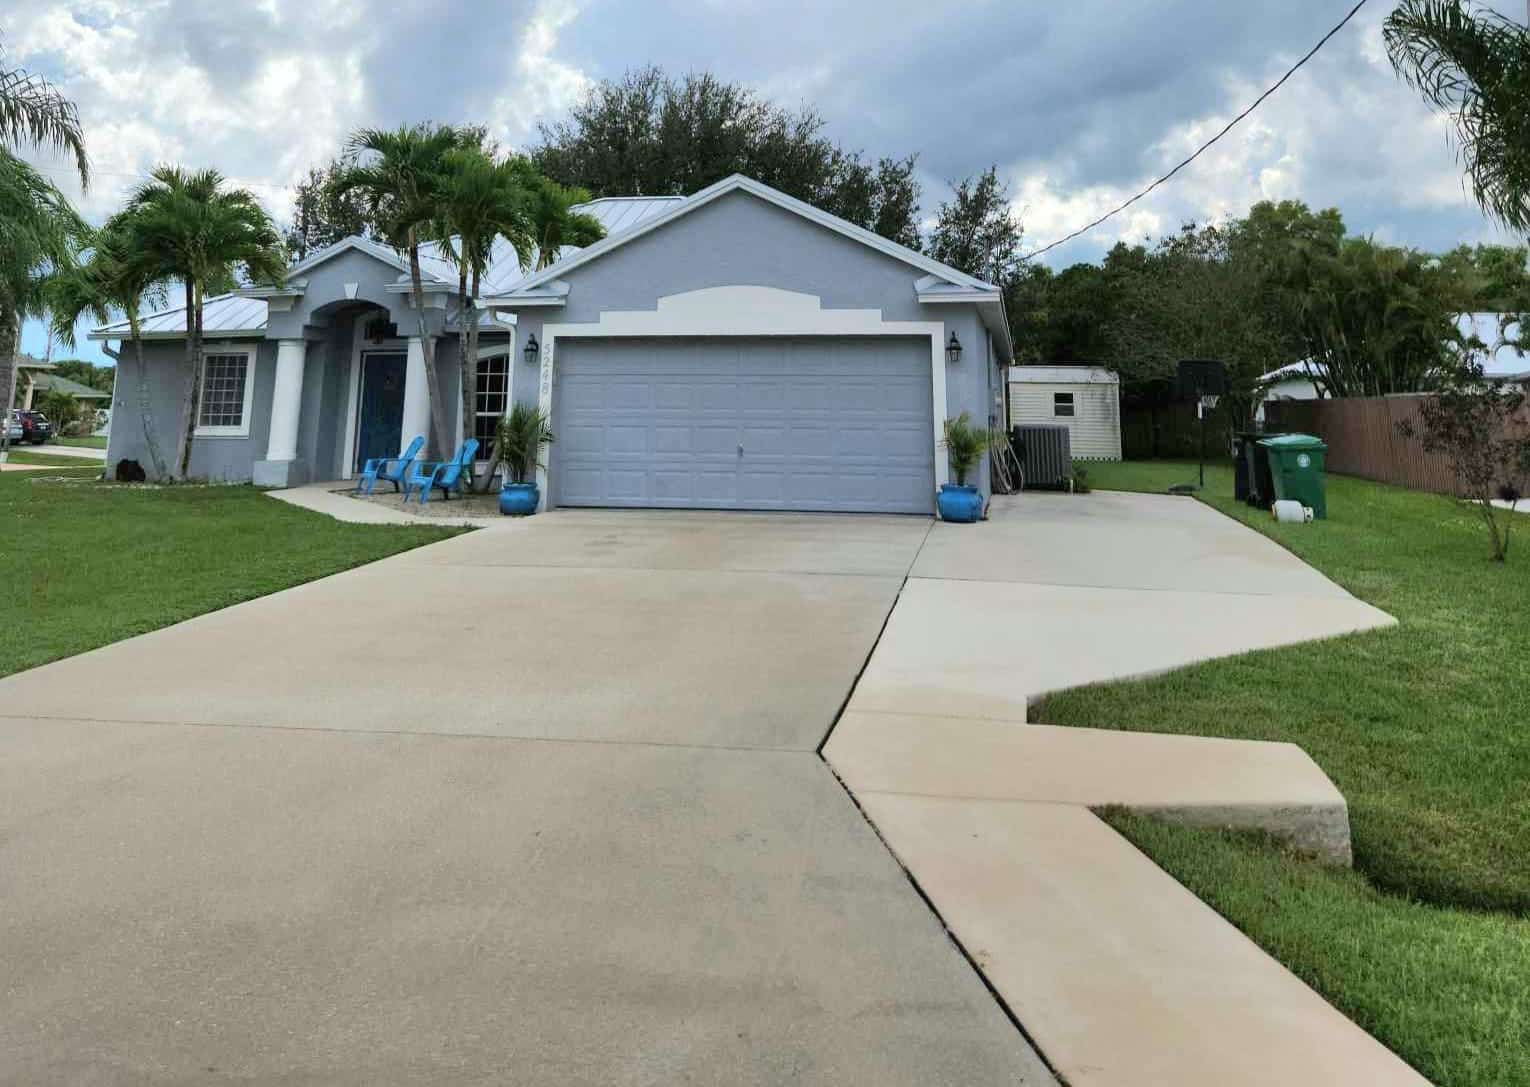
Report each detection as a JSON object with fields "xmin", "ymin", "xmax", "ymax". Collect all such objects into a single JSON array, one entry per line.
[
  {"xmin": 335, "ymin": 124, "xmax": 478, "ymax": 457},
  {"xmin": 428, "ymin": 146, "xmax": 536, "ymax": 468},
  {"xmin": 45, "ymin": 218, "xmax": 171, "ymax": 477},
  {"xmin": 1384, "ymin": 1, "xmax": 1530, "ymax": 234},
  {"xmin": 0, "ymin": 152, "xmax": 86, "ymax": 459},
  {"xmin": 1, "ymin": 40, "xmax": 89, "ymax": 186},
  {"xmin": 526, "ymin": 177, "xmax": 605, "ymax": 269},
  {"xmin": 0, "ymin": 37, "xmax": 89, "ymax": 459},
  {"xmin": 124, "ymin": 166, "xmax": 286, "ymax": 478}
]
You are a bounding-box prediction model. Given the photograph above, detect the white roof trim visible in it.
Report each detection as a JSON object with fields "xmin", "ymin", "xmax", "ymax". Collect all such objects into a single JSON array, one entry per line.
[
  {"xmin": 498, "ymin": 174, "xmax": 1001, "ymax": 301},
  {"xmin": 286, "ymin": 235, "xmax": 415, "ymax": 279}
]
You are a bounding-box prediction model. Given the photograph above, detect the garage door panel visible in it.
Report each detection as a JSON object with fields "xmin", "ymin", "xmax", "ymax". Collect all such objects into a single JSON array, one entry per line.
[{"xmin": 555, "ymin": 336, "xmax": 934, "ymax": 513}]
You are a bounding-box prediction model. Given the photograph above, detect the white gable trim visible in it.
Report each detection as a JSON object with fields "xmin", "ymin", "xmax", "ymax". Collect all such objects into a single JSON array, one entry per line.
[
  {"xmin": 285, "ymin": 235, "xmax": 414, "ymax": 279},
  {"xmin": 491, "ymin": 174, "xmax": 1000, "ymax": 304},
  {"xmin": 531, "ymin": 284, "xmax": 950, "ymax": 510}
]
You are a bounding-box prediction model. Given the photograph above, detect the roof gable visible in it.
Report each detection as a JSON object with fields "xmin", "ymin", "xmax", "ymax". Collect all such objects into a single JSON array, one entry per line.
[{"xmin": 493, "ymin": 174, "xmax": 1000, "ymax": 302}]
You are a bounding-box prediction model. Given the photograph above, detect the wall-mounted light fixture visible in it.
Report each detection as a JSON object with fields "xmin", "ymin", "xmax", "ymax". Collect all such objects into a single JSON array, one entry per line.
[
  {"xmin": 945, "ymin": 331, "xmax": 963, "ymax": 365},
  {"xmin": 523, "ymin": 333, "xmax": 540, "ymax": 366}
]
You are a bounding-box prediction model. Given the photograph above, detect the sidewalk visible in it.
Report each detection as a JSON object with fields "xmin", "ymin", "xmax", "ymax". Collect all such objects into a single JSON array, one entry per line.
[{"xmin": 823, "ymin": 491, "xmax": 1423, "ymax": 1087}]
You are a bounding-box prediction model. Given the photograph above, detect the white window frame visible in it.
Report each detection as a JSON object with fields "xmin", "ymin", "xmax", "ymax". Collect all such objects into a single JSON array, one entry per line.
[
  {"xmin": 1053, "ymin": 391, "xmax": 1076, "ymax": 418},
  {"xmin": 472, "ymin": 348, "xmax": 512, "ymax": 463},
  {"xmin": 194, "ymin": 342, "xmax": 259, "ymax": 438}
]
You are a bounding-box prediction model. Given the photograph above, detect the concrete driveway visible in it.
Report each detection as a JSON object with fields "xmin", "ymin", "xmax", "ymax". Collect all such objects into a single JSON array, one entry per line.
[{"xmin": 0, "ymin": 511, "xmax": 1053, "ymax": 1086}]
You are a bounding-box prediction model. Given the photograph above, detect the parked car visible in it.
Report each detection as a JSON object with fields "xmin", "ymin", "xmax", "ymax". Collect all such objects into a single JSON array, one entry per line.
[
  {"xmin": 3, "ymin": 411, "xmax": 22, "ymax": 444},
  {"xmin": 15, "ymin": 410, "xmax": 53, "ymax": 444}
]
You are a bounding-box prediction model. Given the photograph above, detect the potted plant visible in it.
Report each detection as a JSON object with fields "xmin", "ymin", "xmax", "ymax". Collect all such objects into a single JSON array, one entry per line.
[
  {"xmin": 938, "ymin": 412, "xmax": 989, "ymax": 523},
  {"xmin": 493, "ymin": 402, "xmax": 554, "ymax": 515}
]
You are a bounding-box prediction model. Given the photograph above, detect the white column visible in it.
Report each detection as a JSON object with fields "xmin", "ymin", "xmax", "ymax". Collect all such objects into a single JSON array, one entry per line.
[
  {"xmin": 265, "ymin": 338, "xmax": 307, "ymax": 462},
  {"xmin": 401, "ymin": 336, "xmax": 431, "ymax": 456}
]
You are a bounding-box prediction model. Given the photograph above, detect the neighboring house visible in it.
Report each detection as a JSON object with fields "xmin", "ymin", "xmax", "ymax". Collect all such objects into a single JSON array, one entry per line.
[
  {"xmin": 90, "ymin": 174, "xmax": 1012, "ymax": 514},
  {"xmin": 1258, "ymin": 313, "xmax": 1528, "ymax": 421},
  {"xmin": 21, "ymin": 371, "xmax": 112, "ymax": 411},
  {"xmin": 1006, "ymin": 366, "xmax": 1121, "ymax": 461}
]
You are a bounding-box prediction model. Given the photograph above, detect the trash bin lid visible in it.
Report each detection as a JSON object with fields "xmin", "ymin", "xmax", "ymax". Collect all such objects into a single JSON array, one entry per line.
[{"xmin": 1258, "ymin": 433, "xmax": 1327, "ymax": 451}]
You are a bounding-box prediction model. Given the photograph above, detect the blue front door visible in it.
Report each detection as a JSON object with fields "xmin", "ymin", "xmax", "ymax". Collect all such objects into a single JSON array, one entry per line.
[{"xmin": 355, "ymin": 351, "xmax": 406, "ymax": 472}]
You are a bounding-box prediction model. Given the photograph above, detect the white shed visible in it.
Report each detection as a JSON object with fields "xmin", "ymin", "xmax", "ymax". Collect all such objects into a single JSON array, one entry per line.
[{"xmin": 1007, "ymin": 366, "xmax": 1122, "ymax": 460}]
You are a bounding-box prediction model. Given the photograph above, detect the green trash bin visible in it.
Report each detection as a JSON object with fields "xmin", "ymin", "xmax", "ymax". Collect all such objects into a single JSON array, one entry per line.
[{"xmin": 1258, "ymin": 433, "xmax": 1327, "ymax": 519}]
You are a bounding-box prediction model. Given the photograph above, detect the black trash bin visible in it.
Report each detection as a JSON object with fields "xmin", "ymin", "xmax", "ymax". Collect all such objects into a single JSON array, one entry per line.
[{"xmin": 1234, "ymin": 430, "xmax": 1286, "ymax": 507}]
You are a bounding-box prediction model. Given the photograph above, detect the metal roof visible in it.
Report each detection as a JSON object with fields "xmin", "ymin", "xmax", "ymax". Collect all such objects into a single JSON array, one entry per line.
[
  {"xmin": 28, "ymin": 372, "xmax": 111, "ymax": 399},
  {"xmin": 90, "ymin": 293, "xmax": 267, "ymax": 340},
  {"xmin": 1263, "ymin": 313, "xmax": 1528, "ymax": 384},
  {"xmin": 87, "ymin": 189, "xmax": 935, "ymax": 342},
  {"xmin": 575, "ymin": 196, "xmax": 686, "ymax": 235}
]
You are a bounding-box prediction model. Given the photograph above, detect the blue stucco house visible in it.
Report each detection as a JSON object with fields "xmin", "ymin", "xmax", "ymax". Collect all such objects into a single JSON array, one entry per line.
[{"xmin": 92, "ymin": 174, "xmax": 1013, "ymax": 514}]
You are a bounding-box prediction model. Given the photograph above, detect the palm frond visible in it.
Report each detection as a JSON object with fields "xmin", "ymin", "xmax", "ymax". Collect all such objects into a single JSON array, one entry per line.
[{"xmin": 0, "ymin": 49, "xmax": 89, "ymax": 186}]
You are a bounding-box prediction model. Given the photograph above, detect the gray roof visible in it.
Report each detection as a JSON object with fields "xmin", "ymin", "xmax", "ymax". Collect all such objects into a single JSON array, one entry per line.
[
  {"xmin": 88, "ymin": 196, "xmax": 680, "ymax": 341},
  {"xmin": 29, "ymin": 372, "xmax": 111, "ymax": 399}
]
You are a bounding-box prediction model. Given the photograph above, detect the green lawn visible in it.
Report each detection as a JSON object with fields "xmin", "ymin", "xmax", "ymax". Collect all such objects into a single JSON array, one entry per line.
[
  {"xmin": 54, "ymin": 434, "xmax": 108, "ymax": 449},
  {"xmin": 0, "ymin": 470, "xmax": 463, "ymax": 679},
  {"xmin": 1037, "ymin": 460, "xmax": 1529, "ymax": 1086},
  {"xmin": 4, "ymin": 449, "xmax": 101, "ymax": 466}
]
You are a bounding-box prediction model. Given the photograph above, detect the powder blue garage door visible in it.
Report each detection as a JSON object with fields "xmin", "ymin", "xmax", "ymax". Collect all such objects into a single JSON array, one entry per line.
[{"xmin": 554, "ymin": 336, "xmax": 935, "ymax": 513}]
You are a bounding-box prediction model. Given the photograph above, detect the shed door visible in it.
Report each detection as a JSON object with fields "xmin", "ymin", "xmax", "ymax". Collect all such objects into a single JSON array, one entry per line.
[{"xmin": 554, "ymin": 336, "xmax": 934, "ymax": 513}]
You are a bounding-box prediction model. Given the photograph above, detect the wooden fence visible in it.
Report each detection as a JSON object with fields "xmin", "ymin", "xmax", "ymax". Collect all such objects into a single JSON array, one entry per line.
[{"xmin": 1264, "ymin": 395, "xmax": 1529, "ymax": 496}]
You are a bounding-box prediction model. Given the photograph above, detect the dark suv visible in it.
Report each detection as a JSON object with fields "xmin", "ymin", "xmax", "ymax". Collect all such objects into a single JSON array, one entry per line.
[{"xmin": 14, "ymin": 410, "xmax": 53, "ymax": 445}]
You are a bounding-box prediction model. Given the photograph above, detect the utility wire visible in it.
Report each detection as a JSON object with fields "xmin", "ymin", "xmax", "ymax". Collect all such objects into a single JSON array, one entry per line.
[{"xmin": 1021, "ymin": 0, "xmax": 1370, "ymax": 263}]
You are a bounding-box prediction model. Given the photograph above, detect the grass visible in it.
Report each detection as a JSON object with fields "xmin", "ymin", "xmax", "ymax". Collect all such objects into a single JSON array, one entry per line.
[
  {"xmin": 1035, "ymin": 460, "xmax": 1530, "ymax": 1085},
  {"xmin": 4, "ymin": 449, "xmax": 102, "ymax": 466},
  {"xmin": 54, "ymin": 435, "xmax": 108, "ymax": 449},
  {"xmin": 1100, "ymin": 812, "xmax": 1529, "ymax": 1087},
  {"xmin": 0, "ymin": 470, "xmax": 463, "ymax": 679}
]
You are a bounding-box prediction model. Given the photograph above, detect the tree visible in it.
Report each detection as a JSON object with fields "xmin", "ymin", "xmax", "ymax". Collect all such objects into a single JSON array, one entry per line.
[
  {"xmin": 427, "ymin": 146, "xmax": 536, "ymax": 469},
  {"xmin": 927, "ymin": 166, "xmax": 1022, "ymax": 285},
  {"xmin": 1283, "ymin": 235, "xmax": 1474, "ymax": 398},
  {"xmin": 0, "ymin": 37, "xmax": 89, "ymax": 461},
  {"xmin": 336, "ymin": 124, "xmax": 478, "ymax": 458},
  {"xmin": 44, "ymin": 218, "xmax": 172, "ymax": 477},
  {"xmin": 1385, "ymin": 1, "xmax": 1530, "ymax": 235},
  {"xmin": 285, "ymin": 158, "xmax": 374, "ymax": 259},
  {"xmin": 1398, "ymin": 357, "xmax": 1530, "ymax": 560},
  {"xmin": 0, "ymin": 153, "xmax": 87, "ymax": 461},
  {"xmin": 524, "ymin": 175, "xmax": 605, "ymax": 270},
  {"xmin": 534, "ymin": 67, "xmax": 923, "ymax": 245},
  {"xmin": 124, "ymin": 167, "xmax": 286, "ymax": 478},
  {"xmin": 1, "ymin": 39, "xmax": 89, "ymax": 186}
]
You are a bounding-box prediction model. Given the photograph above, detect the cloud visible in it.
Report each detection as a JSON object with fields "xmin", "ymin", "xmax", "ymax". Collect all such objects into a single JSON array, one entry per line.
[{"xmin": 8, "ymin": 0, "xmax": 1521, "ymax": 363}]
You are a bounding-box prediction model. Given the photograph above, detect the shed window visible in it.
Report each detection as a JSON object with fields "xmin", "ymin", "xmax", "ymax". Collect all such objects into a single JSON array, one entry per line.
[
  {"xmin": 474, "ymin": 353, "xmax": 509, "ymax": 459},
  {"xmin": 1053, "ymin": 392, "xmax": 1076, "ymax": 418}
]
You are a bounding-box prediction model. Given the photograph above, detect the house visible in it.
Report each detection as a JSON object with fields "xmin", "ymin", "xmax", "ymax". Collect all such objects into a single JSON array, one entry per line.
[
  {"xmin": 91, "ymin": 174, "xmax": 1012, "ymax": 514},
  {"xmin": 1258, "ymin": 313, "xmax": 1527, "ymax": 420},
  {"xmin": 1006, "ymin": 366, "xmax": 1121, "ymax": 460},
  {"xmin": 20, "ymin": 371, "xmax": 112, "ymax": 411}
]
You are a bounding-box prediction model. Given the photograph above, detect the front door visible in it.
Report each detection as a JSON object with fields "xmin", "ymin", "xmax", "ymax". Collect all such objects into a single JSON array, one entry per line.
[{"xmin": 355, "ymin": 351, "xmax": 407, "ymax": 471}]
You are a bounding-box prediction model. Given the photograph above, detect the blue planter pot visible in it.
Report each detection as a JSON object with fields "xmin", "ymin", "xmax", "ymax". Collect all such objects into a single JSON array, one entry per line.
[
  {"xmin": 937, "ymin": 483, "xmax": 983, "ymax": 523},
  {"xmin": 499, "ymin": 482, "xmax": 539, "ymax": 516}
]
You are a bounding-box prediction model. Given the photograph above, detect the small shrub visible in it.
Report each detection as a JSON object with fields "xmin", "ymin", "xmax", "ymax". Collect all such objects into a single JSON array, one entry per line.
[{"xmin": 941, "ymin": 412, "xmax": 990, "ymax": 486}]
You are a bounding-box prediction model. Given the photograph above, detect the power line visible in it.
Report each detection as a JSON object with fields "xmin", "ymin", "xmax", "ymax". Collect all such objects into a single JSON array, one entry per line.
[{"xmin": 1021, "ymin": 0, "xmax": 1370, "ymax": 263}]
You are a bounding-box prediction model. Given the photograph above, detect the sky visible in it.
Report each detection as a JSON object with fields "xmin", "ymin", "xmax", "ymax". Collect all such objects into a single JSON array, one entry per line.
[{"xmin": 7, "ymin": 0, "xmax": 1525, "ymax": 365}]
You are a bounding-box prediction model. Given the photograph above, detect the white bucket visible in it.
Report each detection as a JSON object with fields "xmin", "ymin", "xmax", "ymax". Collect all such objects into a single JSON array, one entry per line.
[{"xmin": 1272, "ymin": 500, "xmax": 1314, "ymax": 523}]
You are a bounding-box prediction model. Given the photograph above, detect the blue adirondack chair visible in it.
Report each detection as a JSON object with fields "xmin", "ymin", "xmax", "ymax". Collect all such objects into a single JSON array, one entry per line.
[
  {"xmin": 404, "ymin": 439, "xmax": 479, "ymax": 505},
  {"xmin": 357, "ymin": 434, "xmax": 424, "ymax": 495}
]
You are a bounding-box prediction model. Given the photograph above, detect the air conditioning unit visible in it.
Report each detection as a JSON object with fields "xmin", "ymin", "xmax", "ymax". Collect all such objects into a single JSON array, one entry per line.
[{"xmin": 1012, "ymin": 424, "xmax": 1072, "ymax": 488}]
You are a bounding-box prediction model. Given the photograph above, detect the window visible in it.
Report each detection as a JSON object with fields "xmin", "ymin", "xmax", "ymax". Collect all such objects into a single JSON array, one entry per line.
[
  {"xmin": 474, "ymin": 353, "xmax": 509, "ymax": 458},
  {"xmin": 1053, "ymin": 392, "xmax": 1076, "ymax": 418},
  {"xmin": 196, "ymin": 347, "xmax": 256, "ymax": 437}
]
